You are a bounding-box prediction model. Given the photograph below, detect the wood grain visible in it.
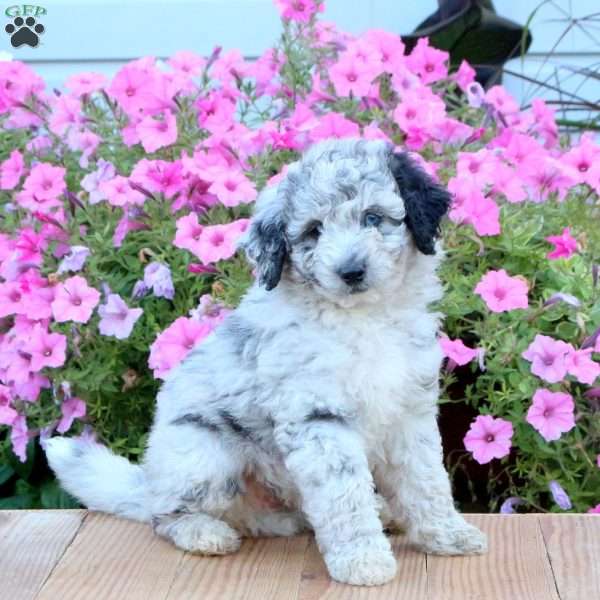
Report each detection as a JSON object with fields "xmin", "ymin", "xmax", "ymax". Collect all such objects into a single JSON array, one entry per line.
[
  {"xmin": 425, "ymin": 514, "xmax": 560, "ymax": 600},
  {"xmin": 298, "ymin": 535, "xmax": 426, "ymax": 600},
  {"xmin": 165, "ymin": 535, "xmax": 309, "ymax": 600},
  {"xmin": 1, "ymin": 511, "xmax": 599, "ymax": 600},
  {"xmin": 35, "ymin": 512, "xmax": 185, "ymax": 600},
  {"xmin": 539, "ymin": 514, "xmax": 600, "ymax": 600},
  {"xmin": 0, "ymin": 509, "xmax": 85, "ymax": 600}
]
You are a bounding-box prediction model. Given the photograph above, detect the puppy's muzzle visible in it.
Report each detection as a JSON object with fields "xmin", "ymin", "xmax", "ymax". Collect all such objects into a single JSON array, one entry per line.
[{"xmin": 337, "ymin": 258, "xmax": 367, "ymax": 290}]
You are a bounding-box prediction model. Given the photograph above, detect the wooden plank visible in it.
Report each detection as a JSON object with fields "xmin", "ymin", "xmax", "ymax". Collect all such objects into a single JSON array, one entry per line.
[
  {"xmin": 0, "ymin": 509, "xmax": 85, "ymax": 600},
  {"xmin": 35, "ymin": 512, "xmax": 185, "ymax": 600},
  {"xmin": 165, "ymin": 535, "xmax": 310, "ymax": 600},
  {"xmin": 298, "ymin": 535, "xmax": 426, "ymax": 600},
  {"xmin": 425, "ymin": 514, "xmax": 560, "ymax": 600},
  {"xmin": 539, "ymin": 514, "xmax": 600, "ymax": 600}
]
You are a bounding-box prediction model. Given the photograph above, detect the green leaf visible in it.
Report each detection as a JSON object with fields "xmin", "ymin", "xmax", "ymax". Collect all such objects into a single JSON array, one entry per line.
[
  {"xmin": 40, "ymin": 480, "xmax": 80, "ymax": 509},
  {"xmin": 0, "ymin": 463, "xmax": 15, "ymax": 486}
]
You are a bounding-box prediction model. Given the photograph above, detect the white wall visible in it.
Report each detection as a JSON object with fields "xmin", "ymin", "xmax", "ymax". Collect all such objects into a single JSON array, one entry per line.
[{"xmin": 1, "ymin": 0, "xmax": 598, "ymax": 110}]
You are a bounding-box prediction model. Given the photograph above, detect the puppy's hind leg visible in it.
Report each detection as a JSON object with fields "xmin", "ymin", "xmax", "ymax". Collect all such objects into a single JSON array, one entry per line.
[
  {"xmin": 146, "ymin": 418, "xmax": 244, "ymax": 555},
  {"xmin": 377, "ymin": 411, "xmax": 487, "ymax": 556}
]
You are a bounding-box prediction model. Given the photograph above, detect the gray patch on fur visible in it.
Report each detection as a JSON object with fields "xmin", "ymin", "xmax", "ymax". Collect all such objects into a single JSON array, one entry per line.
[
  {"xmin": 220, "ymin": 315, "xmax": 255, "ymax": 356},
  {"xmin": 219, "ymin": 410, "xmax": 253, "ymax": 439},
  {"xmin": 224, "ymin": 478, "xmax": 242, "ymax": 499},
  {"xmin": 171, "ymin": 413, "xmax": 220, "ymax": 432},
  {"xmin": 181, "ymin": 482, "xmax": 210, "ymax": 505},
  {"xmin": 305, "ymin": 408, "xmax": 347, "ymax": 424}
]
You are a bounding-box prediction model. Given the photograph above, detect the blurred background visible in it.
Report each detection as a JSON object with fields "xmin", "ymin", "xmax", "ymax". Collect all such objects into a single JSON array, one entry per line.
[{"xmin": 1, "ymin": 0, "xmax": 599, "ymax": 131}]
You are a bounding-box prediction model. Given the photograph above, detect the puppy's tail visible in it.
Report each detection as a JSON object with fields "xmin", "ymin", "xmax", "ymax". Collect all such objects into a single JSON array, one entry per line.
[{"xmin": 45, "ymin": 437, "xmax": 151, "ymax": 522}]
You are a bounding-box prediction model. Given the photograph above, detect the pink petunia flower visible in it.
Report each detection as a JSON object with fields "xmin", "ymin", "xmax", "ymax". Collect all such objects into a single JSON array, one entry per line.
[
  {"xmin": 174, "ymin": 212, "xmax": 204, "ymax": 256},
  {"xmin": 464, "ymin": 415, "xmax": 513, "ymax": 464},
  {"xmin": 565, "ymin": 348, "xmax": 600, "ymax": 385},
  {"xmin": 329, "ymin": 56, "xmax": 374, "ymax": 98},
  {"xmin": 474, "ymin": 269, "xmax": 529, "ymax": 313},
  {"xmin": 0, "ymin": 149, "xmax": 24, "ymax": 190},
  {"xmin": 439, "ymin": 336, "xmax": 479, "ymax": 366},
  {"xmin": 521, "ymin": 334, "xmax": 572, "ymax": 383},
  {"xmin": 99, "ymin": 175, "xmax": 145, "ymax": 207},
  {"xmin": 208, "ymin": 170, "xmax": 257, "ymax": 207},
  {"xmin": 11, "ymin": 415, "xmax": 29, "ymax": 462},
  {"xmin": 27, "ymin": 325, "xmax": 67, "ymax": 371},
  {"xmin": 546, "ymin": 227, "xmax": 578, "ymax": 260},
  {"xmin": 526, "ymin": 388, "xmax": 575, "ymax": 441},
  {"xmin": 274, "ymin": 0, "xmax": 323, "ymax": 23},
  {"xmin": 309, "ymin": 112, "xmax": 361, "ymax": 142},
  {"xmin": 23, "ymin": 163, "xmax": 66, "ymax": 202},
  {"xmin": 0, "ymin": 384, "xmax": 17, "ymax": 425},
  {"xmin": 51, "ymin": 275, "xmax": 100, "ymax": 323},
  {"xmin": 67, "ymin": 128, "xmax": 101, "ymax": 169},
  {"xmin": 108, "ymin": 64, "xmax": 156, "ymax": 115},
  {"xmin": 588, "ymin": 504, "xmax": 600, "ymax": 514},
  {"xmin": 148, "ymin": 316, "xmax": 215, "ymax": 379},
  {"xmin": 64, "ymin": 71, "xmax": 108, "ymax": 97},
  {"xmin": 562, "ymin": 138, "xmax": 600, "ymax": 186},
  {"xmin": 0, "ymin": 281, "xmax": 28, "ymax": 317},
  {"xmin": 56, "ymin": 397, "xmax": 86, "ymax": 434},
  {"xmin": 454, "ymin": 60, "xmax": 476, "ymax": 91},
  {"xmin": 168, "ymin": 50, "xmax": 206, "ymax": 76},
  {"xmin": 136, "ymin": 110, "xmax": 178, "ymax": 153},
  {"xmin": 98, "ymin": 293, "xmax": 143, "ymax": 340},
  {"xmin": 130, "ymin": 158, "xmax": 185, "ymax": 199},
  {"xmin": 406, "ymin": 37, "xmax": 448, "ymax": 84},
  {"xmin": 194, "ymin": 221, "xmax": 247, "ymax": 264}
]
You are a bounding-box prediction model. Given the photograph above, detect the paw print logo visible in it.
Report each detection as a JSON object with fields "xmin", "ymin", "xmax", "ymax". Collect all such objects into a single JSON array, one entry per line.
[{"xmin": 5, "ymin": 16, "xmax": 45, "ymax": 48}]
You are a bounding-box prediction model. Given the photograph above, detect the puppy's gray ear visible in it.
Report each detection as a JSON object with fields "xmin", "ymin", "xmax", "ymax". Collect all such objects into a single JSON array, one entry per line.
[
  {"xmin": 240, "ymin": 185, "xmax": 287, "ymax": 291},
  {"xmin": 388, "ymin": 151, "xmax": 450, "ymax": 255}
]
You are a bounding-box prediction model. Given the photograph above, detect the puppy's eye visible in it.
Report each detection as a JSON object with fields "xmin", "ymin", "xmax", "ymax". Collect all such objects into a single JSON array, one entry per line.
[
  {"xmin": 363, "ymin": 212, "xmax": 383, "ymax": 228},
  {"xmin": 303, "ymin": 221, "xmax": 323, "ymax": 240}
]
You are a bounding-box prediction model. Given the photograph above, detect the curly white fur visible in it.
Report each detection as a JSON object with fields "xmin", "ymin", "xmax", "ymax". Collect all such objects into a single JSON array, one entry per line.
[{"xmin": 46, "ymin": 139, "xmax": 486, "ymax": 587}]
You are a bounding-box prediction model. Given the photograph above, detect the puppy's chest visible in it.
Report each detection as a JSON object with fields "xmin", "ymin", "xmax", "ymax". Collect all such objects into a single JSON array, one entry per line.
[{"xmin": 334, "ymin": 316, "xmax": 440, "ymax": 409}]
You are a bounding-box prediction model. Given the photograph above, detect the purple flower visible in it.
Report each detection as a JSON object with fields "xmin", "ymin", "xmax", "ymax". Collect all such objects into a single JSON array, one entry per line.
[
  {"xmin": 132, "ymin": 280, "xmax": 148, "ymax": 299},
  {"xmin": 144, "ymin": 262, "xmax": 174, "ymax": 300},
  {"xmin": 98, "ymin": 293, "xmax": 143, "ymax": 340},
  {"xmin": 544, "ymin": 292, "xmax": 581, "ymax": 309},
  {"xmin": 81, "ymin": 159, "xmax": 116, "ymax": 204},
  {"xmin": 549, "ymin": 480, "xmax": 572, "ymax": 510},
  {"xmin": 466, "ymin": 82, "xmax": 485, "ymax": 108},
  {"xmin": 500, "ymin": 497, "xmax": 525, "ymax": 514},
  {"xmin": 57, "ymin": 245, "xmax": 90, "ymax": 274}
]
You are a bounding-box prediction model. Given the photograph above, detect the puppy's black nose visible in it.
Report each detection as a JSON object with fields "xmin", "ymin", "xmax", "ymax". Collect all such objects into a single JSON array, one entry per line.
[{"xmin": 338, "ymin": 263, "xmax": 366, "ymax": 286}]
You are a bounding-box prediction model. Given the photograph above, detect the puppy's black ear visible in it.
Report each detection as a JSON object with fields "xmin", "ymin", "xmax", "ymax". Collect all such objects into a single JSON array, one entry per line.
[
  {"xmin": 240, "ymin": 186, "xmax": 287, "ymax": 291},
  {"xmin": 388, "ymin": 152, "xmax": 450, "ymax": 255}
]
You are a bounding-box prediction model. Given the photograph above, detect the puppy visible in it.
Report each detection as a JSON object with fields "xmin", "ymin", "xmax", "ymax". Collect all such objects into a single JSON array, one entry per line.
[{"xmin": 46, "ymin": 138, "xmax": 486, "ymax": 587}]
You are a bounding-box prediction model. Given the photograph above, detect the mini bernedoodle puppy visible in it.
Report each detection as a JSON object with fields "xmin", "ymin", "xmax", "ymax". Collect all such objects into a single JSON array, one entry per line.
[{"xmin": 46, "ymin": 138, "xmax": 487, "ymax": 587}]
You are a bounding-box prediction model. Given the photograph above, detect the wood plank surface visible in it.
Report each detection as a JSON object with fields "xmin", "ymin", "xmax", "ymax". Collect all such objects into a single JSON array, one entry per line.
[
  {"xmin": 539, "ymin": 515, "xmax": 600, "ymax": 600},
  {"xmin": 425, "ymin": 515, "xmax": 560, "ymax": 600},
  {"xmin": 35, "ymin": 512, "xmax": 185, "ymax": 600},
  {"xmin": 0, "ymin": 511, "xmax": 598, "ymax": 600},
  {"xmin": 298, "ymin": 535, "xmax": 426, "ymax": 600},
  {"xmin": 0, "ymin": 510, "xmax": 85, "ymax": 600},
  {"xmin": 165, "ymin": 534, "xmax": 309, "ymax": 600}
]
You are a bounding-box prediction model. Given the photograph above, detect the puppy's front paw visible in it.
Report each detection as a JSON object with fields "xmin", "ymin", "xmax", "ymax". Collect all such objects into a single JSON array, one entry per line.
[
  {"xmin": 415, "ymin": 520, "xmax": 487, "ymax": 556},
  {"xmin": 324, "ymin": 537, "xmax": 397, "ymax": 586}
]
